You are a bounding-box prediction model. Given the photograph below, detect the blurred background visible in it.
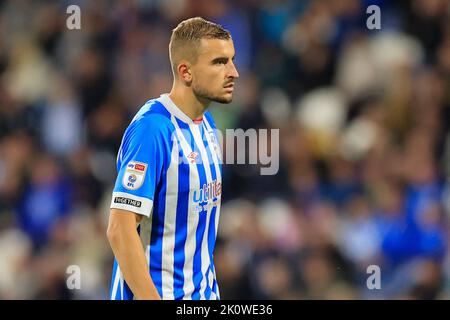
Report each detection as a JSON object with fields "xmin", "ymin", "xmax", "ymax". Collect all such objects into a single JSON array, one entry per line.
[{"xmin": 0, "ymin": 0, "xmax": 449, "ymax": 299}]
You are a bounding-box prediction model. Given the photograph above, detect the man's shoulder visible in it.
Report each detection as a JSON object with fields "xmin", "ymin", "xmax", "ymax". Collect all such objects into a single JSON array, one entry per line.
[
  {"xmin": 129, "ymin": 98, "xmax": 175, "ymax": 134},
  {"xmin": 203, "ymin": 110, "xmax": 217, "ymax": 129}
]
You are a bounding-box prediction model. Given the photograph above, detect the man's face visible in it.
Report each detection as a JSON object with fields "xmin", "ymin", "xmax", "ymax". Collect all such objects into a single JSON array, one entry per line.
[{"xmin": 190, "ymin": 38, "xmax": 239, "ymax": 104}]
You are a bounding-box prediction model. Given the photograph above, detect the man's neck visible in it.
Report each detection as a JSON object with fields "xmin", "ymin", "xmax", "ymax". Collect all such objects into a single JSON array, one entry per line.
[{"xmin": 169, "ymin": 84, "xmax": 210, "ymax": 120}]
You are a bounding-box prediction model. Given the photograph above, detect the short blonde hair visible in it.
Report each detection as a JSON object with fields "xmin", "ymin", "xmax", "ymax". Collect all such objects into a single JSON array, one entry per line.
[{"xmin": 169, "ymin": 17, "xmax": 231, "ymax": 76}]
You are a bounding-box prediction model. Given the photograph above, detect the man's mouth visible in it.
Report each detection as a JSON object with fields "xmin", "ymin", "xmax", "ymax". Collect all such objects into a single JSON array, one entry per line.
[{"xmin": 224, "ymin": 83, "xmax": 234, "ymax": 91}]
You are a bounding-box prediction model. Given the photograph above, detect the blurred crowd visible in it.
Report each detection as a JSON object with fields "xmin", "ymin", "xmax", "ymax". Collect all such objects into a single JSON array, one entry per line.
[{"xmin": 0, "ymin": 0, "xmax": 449, "ymax": 299}]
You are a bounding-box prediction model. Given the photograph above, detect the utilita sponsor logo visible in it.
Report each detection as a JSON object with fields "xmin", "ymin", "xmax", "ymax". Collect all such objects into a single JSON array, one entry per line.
[{"xmin": 193, "ymin": 180, "xmax": 222, "ymax": 203}]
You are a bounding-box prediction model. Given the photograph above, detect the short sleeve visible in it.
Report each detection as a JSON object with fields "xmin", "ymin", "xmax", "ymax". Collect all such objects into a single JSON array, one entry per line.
[{"xmin": 110, "ymin": 118, "xmax": 165, "ymax": 217}]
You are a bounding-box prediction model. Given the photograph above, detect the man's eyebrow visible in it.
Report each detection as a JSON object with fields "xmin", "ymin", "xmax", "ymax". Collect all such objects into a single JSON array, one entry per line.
[{"xmin": 211, "ymin": 57, "xmax": 229, "ymax": 63}]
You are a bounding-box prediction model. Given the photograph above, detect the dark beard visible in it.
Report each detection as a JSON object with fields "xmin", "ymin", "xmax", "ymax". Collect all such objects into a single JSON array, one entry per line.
[{"xmin": 192, "ymin": 83, "xmax": 232, "ymax": 104}]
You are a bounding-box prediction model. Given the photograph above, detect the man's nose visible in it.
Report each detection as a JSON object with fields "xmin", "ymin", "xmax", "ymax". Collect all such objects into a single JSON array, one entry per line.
[{"xmin": 228, "ymin": 61, "xmax": 239, "ymax": 79}]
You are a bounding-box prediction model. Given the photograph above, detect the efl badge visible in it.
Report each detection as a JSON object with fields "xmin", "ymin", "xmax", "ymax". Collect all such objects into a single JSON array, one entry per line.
[{"xmin": 122, "ymin": 161, "xmax": 147, "ymax": 190}]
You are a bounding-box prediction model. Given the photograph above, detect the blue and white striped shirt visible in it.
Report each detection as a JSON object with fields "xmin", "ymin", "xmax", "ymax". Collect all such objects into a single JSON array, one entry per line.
[{"xmin": 109, "ymin": 94, "xmax": 222, "ymax": 300}]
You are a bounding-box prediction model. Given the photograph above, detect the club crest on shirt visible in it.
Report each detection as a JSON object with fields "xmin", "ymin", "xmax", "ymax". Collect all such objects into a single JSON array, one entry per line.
[
  {"xmin": 122, "ymin": 161, "xmax": 147, "ymax": 190},
  {"xmin": 208, "ymin": 131, "xmax": 222, "ymax": 160}
]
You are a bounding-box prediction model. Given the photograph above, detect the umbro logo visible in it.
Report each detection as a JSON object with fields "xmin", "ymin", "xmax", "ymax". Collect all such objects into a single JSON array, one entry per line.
[{"xmin": 187, "ymin": 151, "xmax": 198, "ymax": 164}]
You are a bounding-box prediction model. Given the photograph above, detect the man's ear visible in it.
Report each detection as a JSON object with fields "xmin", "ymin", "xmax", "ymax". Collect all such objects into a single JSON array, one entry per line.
[{"xmin": 177, "ymin": 62, "xmax": 192, "ymax": 84}]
